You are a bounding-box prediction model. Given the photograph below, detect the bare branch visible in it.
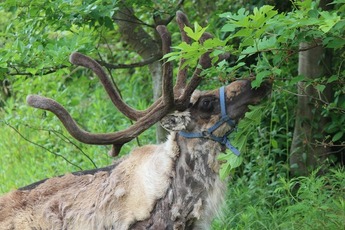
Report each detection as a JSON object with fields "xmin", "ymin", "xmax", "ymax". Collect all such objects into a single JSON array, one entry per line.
[
  {"xmin": 153, "ymin": 0, "xmax": 186, "ymax": 26},
  {"xmin": 97, "ymin": 55, "xmax": 161, "ymax": 70},
  {"xmin": 8, "ymin": 65, "xmax": 68, "ymax": 76},
  {"xmin": 23, "ymin": 124, "xmax": 98, "ymax": 168},
  {"xmin": 2, "ymin": 120, "xmax": 83, "ymax": 170}
]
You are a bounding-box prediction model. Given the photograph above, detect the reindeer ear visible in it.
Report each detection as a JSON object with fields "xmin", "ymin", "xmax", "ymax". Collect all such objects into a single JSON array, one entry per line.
[
  {"xmin": 190, "ymin": 90, "xmax": 201, "ymax": 105},
  {"xmin": 160, "ymin": 111, "xmax": 191, "ymax": 132}
]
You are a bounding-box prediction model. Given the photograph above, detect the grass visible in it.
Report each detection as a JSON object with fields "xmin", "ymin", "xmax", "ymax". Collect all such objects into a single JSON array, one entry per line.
[
  {"xmin": 0, "ymin": 68, "xmax": 155, "ymax": 193},
  {"xmin": 212, "ymin": 167, "xmax": 345, "ymax": 230}
]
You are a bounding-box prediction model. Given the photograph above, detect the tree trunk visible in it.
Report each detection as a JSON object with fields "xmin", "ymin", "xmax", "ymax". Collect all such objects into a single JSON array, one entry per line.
[
  {"xmin": 114, "ymin": 4, "xmax": 167, "ymax": 143},
  {"xmin": 148, "ymin": 61, "xmax": 168, "ymax": 142},
  {"xmin": 289, "ymin": 41, "xmax": 333, "ymax": 176},
  {"xmin": 290, "ymin": 0, "xmax": 334, "ymax": 177}
]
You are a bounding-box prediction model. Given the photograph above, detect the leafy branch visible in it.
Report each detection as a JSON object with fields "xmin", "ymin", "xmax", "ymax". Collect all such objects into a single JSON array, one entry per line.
[
  {"xmin": 7, "ymin": 65, "xmax": 69, "ymax": 76},
  {"xmin": 97, "ymin": 54, "xmax": 162, "ymax": 70}
]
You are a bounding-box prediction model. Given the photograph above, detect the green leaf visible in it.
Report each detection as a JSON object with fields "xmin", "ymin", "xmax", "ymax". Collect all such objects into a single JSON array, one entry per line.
[
  {"xmin": 315, "ymin": 84, "xmax": 326, "ymax": 93},
  {"xmin": 271, "ymin": 139, "xmax": 278, "ymax": 149},
  {"xmin": 290, "ymin": 75, "xmax": 306, "ymax": 85},
  {"xmin": 221, "ymin": 23, "xmax": 238, "ymax": 32},
  {"xmin": 256, "ymin": 36, "xmax": 277, "ymax": 50},
  {"xmin": 184, "ymin": 22, "xmax": 208, "ymax": 41},
  {"xmin": 203, "ymin": 38, "xmax": 227, "ymax": 48},
  {"xmin": 233, "ymin": 28, "xmax": 252, "ymax": 38},
  {"xmin": 332, "ymin": 131, "xmax": 343, "ymax": 142},
  {"xmin": 252, "ymin": 70, "xmax": 271, "ymax": 88},
  {"xmin": 227, "ymin": 153, "xmax": 243, "ymax": 168},
  {"xmin": 219, "ymin": 162, "xmax": 231, "ymax": 180},
  {"xmin": 323, "ymin": 37, "xmax": 345, "ymax": 49},
  {"xmin": 226, "ymin": 62, "xmax": 245, "ymax": 73},
  {"xmin": 319, "ymin": 11, "xmax": 341, "ymax": 33},
  {"xmin": 327, "ymin": 75, "xmax": 338, "ymax": 83},
  {"xmin": 26, "ymin": 68, "xmax": 38, "ymax": 75},
  {"xmin": 220, "ymin": 8, "xmax": 249, "ymax": 21},
  {"xmin": 308, "ymin": 9, "xmax": 319, "ymax": 18},
  {"xmin": 218, "ymin": 153, "xmax": 243, "ymax": 180}
]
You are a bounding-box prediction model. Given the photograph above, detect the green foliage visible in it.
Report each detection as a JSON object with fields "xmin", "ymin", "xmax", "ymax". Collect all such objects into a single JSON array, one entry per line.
[
  {"xmin": 211, "ymin": 2, "xmax": 345, "ymax": 228},
  {"xmin": 213, "ymin": 167, "xmax": 345, "ymax": 229},
  {"xmin": 166, "ymin": 0, "xmax": 345, "ymax": 178},
  {"xmin": 0, "ymin": 4, "xmax": 99, "ymax": 78},
  {"xmin": 184, "ymin": 22, "xmax": 209, "ymax": 41},
  {"xmin": 218, "ymin": 105, "xmax": 266, "ymax": 180},
  {"xmin": 0, "ymin": 0, "xmax": 158, "ymax": 192},
  {"xmin": 162, "ymin": 3, "xmax": 345, "ymax": 227},
  {"xmin": 164, "ymin": 23, "xmax": 227, "ymax": 68}
]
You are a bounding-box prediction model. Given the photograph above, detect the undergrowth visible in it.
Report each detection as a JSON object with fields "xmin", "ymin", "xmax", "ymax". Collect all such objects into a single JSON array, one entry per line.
[{"xmin": 212, "ymin": 165, "xmax": 345, "ymax": 229}]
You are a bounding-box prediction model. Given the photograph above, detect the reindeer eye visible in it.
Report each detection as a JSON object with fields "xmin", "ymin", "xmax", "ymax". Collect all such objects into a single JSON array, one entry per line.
[{"xmin": 200, "ymin": 98, "xmax": 214, "ymax": 112}]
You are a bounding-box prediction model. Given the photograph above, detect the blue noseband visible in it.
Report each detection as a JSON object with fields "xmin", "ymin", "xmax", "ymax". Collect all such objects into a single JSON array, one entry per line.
[{"xmin": 179, "ymin": 86, "xmax": 240, "ymax": 156}]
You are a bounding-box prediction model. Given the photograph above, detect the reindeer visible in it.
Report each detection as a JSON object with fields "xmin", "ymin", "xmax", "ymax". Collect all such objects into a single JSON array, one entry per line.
[{"xmin": 0, "ymin": 12, "xmax": 270, "ymax": 229}]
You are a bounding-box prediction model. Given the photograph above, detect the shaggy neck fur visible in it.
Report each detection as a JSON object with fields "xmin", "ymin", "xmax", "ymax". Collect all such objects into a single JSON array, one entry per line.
[
  {"xmin": 131, "ymin": 133, "xmax": 227, "ymax": 229},
  {"xmin": 0, "ymin": 132, "xmax": 226, "ymax": 230}
]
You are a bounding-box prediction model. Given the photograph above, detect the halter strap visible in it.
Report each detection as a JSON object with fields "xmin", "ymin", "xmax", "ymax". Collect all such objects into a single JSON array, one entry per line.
[{"xmin": 179, "ymin": 86, "xmax": 240, "ymax": 156}]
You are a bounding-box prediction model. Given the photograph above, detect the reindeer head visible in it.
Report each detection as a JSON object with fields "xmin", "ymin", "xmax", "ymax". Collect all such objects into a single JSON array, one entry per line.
[
  {"xmin": 191, "ymin": 80, "xmax": 270, "ymax": 122},
  {"xmin": 161, "ymin": 80, "xmax": 270, "ymax": 155},
  {"xmin": 26, "ymin": 12, "xmax": 271, "ymax": 156}
]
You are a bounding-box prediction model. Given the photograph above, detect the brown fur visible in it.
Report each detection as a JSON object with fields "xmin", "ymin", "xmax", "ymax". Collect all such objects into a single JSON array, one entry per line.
[
  {"xmin": 0, "ymin": 80, "xmax": 270, "ymax": 229},
  {"xmin": 0, "ymin": 136, "xmax": 178, "ymax": 230}
]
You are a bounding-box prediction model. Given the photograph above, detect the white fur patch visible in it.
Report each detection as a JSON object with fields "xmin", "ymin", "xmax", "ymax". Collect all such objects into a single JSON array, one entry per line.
[{"xmin": 160, "ymin": 111, "xmax": 191, "ymax": 132}]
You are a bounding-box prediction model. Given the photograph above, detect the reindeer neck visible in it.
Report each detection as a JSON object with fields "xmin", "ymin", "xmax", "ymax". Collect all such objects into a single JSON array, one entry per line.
[{"xmin": 131, "ymin": 133, "xmax": 227, "ymax": 229}]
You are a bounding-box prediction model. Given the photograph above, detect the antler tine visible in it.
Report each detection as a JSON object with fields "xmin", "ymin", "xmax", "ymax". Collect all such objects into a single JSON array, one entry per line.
[
  {"xmin": 176, "ymin": 11, "xmax": 192, "ymax": 44},
  {"xmin": 27, "ymin": 26, "xmax": 177, "ymax": 156},
  {"xmin": 122, "ymin": 24, "xmax": 176, "ymax": 117},
  {"xmin": 174, "ymin": 11, "xmax": 192, "ymax": 96},
  {"xmin": 175, "ymin": 65, "xmax": 203, "ymax": 110},
  {"xmin": 27, "ymin": 95, "xmax": 170, "ymax": 154},
  {"xmin": 103, "ymin": 25, "xmax": 176, "ymax": 155},
  {"xmin": 26, "ymin": 11, "xmax": 226, "ymax": 156},
  {"xmin": 175, "ymin": 26, "xmax": 231, "ymax": 110},
  {"xmin": 199, "ymin": 32, "xmax": 230, "ymax": 64},
  {"xmin": 27, "ymin": 95, "xmax": 110, "ymax": 144},
  {"xmin": 70, "ymin": 52, "xmax": 145, "ymax": 121},
  {"xmin": 156, "ymin": 25, "xmax": 174, "ymax": 107},
  {"xmin": 175, "ymin": 32, "xmax": 214, "ymax": 110},
  {"xmin": 173, "ymin": 12, "xmax": 229, "ymax": 108}
]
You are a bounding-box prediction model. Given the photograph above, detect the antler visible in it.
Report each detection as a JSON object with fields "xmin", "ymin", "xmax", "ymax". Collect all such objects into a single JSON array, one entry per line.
[{"xmin": 27, "ymin": 11, "xmax": 226, "ymax": 156}]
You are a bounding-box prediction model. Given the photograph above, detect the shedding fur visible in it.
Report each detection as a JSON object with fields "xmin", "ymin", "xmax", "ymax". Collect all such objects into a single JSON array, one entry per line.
[
  {"xmin": 0, "ymin": 135, "xmax": 178, "ymax": 230},
  {"xmin": 0, "ymin": 80, "xmax": 270, "ymax": 229},
  {"xmin": 160, "ymin": 111, "xmax": 191, "ymax": 131}
]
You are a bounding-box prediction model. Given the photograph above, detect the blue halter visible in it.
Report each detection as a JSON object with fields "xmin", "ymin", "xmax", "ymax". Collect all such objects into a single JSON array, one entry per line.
[{"xmin": 179, "ymin": 86, "xmax": 240, "ymax": 156}]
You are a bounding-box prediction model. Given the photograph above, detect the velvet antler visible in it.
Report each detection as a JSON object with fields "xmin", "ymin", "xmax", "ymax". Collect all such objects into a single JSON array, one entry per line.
[{"xmin": 27, "ymin": 11, "xmax": 227, "ymax": 155}]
